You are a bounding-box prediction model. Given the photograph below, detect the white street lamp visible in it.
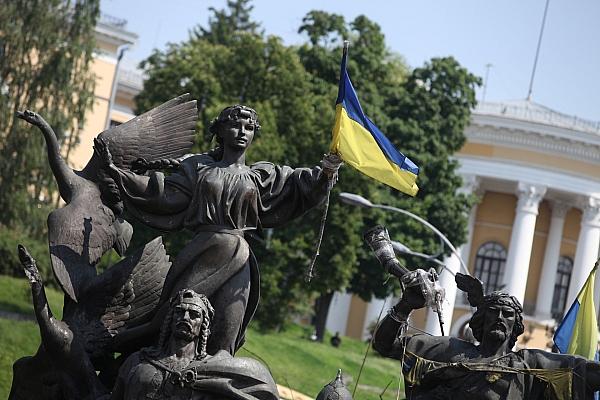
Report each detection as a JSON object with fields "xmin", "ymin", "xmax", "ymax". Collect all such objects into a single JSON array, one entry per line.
[{"xmin": 339, "ymin": 192, "xmax": 470, "ymax": 275}]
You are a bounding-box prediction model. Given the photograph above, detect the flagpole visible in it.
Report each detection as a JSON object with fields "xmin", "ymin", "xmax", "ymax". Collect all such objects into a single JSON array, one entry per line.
[
  {"xmin": 304, "ymin": 41, "xmax": 350, "ymax": 282},
  {"xmin": 527, "ymin": 0, "xmax": 550, "ymax": 101}
]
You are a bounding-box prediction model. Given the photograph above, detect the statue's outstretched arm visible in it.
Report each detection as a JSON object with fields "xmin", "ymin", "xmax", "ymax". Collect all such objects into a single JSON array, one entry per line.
[
  {"xmin": 18, "ymin": 245, "xmax": 72, "ymax": 355},
  {"xmin": 16, "ymin": 110, "xmax": 76, "ymax": 202},
  {"xmin": 373, "ymin": 271, "xmax": 428, "ymax": 359},
  {"xmin": 94, "ymin": 138, "xmax": 190, "ymax": 214},
  {"xmin": 372, "ymin": 301, "xmax": 412, "ymax": 359}
]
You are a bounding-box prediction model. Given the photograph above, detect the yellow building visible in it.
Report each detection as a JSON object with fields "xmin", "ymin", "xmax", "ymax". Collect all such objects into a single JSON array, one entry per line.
[
  {"xmin": 68, "ymin": 13, "xmax": 140, "ymax": 170},
  {"xmin": 328, "ymin": 100, "xmax": 600, "ymax": 350}
]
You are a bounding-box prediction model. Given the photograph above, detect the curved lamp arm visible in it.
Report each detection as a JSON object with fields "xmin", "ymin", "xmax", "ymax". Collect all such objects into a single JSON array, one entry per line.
[{"xmin": 339, "ymin": 192, "xmax": 470, "ymax": 275}]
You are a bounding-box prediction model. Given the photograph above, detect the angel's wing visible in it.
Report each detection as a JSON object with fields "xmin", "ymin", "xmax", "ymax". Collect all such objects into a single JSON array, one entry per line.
[
  {"xmin": 75, "ymin": 237, "xmax": 171, "ymax": 356},
  {"xmin": 47, "ymin": 199, "xmax": 126, "ymax": 302},
  {"xmin": 97, "ymin": 93, "xmax": 197, "ymax": 170}
]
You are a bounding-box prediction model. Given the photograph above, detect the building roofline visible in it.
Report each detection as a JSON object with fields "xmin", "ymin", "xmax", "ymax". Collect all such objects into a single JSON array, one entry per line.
[{"xmin": 474, "ymin": 101, "xmax": 600, "ymax": 135}]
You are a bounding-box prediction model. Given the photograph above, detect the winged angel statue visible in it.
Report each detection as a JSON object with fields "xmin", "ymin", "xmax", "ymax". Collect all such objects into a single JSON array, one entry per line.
[
  {"xmin": 9, "ymin": 95, "xmax": 197, "ymax": 399},
  {"xmin": 10, "ymin": 94, "xmax": 341, "ymax": 399}
]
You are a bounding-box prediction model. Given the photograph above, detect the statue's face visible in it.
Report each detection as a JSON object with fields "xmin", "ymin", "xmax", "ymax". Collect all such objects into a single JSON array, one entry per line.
[
  {"xmin": 482, "ymin": 304, "xmax": 516, "ymax": 344},
  {"xmin": 218, "ymin": 116, "xmax": 256, "ymax": 151},
  {"xmin": 172, "ymin": 303, "xmax": 204, "ymax": 342}
]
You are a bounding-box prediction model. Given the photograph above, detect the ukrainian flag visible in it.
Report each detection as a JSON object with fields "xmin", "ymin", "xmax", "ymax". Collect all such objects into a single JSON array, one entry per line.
[
  {"xmin": 554, "ymin": 263, "xmax": 599, "ymax": 360},
  {"xmin": 330, "ymin": 43, "xmax": 419, "ymax": 196}
]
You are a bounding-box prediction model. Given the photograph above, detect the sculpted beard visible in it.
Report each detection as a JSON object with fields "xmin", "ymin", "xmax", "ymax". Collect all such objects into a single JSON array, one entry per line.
[
  {"xmin": 488, "ymin": 322, "xmax": 508, "ymax": 342},
  {"xmin": 174, "ymin": 321, "xmax": 195, "ymax": 341}
]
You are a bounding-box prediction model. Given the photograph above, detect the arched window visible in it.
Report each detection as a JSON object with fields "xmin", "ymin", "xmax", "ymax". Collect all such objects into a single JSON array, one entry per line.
[
  {"xmin": 551, "ymin": 256, "xmax": 573, "ymax": 319},
  {"xmin": 473, "ymin": 242, "xmax": 507, "ymax": 293}
]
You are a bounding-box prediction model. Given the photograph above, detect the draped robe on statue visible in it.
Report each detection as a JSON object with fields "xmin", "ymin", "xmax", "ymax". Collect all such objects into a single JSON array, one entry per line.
[
  {"xmin": 114, "ymin": 350, "xmax": 279, "ymax": 400},
  {"xmin": 112, "ymin": 154, "xmax": 329, "ymax": 354},
  {"xmin": 384, "ymin": 333, "xmax": 596, "ymax": 400}
]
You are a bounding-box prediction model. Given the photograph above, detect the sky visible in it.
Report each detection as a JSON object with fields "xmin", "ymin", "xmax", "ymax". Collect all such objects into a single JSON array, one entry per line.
[{"xmin": 101, "ymin": 0, "xmax": 600, "ymax": 122}]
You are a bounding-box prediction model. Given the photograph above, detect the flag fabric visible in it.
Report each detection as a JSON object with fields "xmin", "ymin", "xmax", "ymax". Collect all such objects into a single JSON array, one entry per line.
[
  {"xmin": 329, "ymin": 44, "xmax": 419, "ymax": 196},
  {"xmin": 553, "ymin": 265, "xmax": 599, "ymax": 360}
]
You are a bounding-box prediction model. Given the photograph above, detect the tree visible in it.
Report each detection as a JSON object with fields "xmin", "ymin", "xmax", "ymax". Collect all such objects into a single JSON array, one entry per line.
[
  {"xmin": 349, "ymin": 57, "xmax": 481, "ymax": 303},
  {"xmin": 0, "ymin": 0, "xmax": 99, "ymax": 279},
  {"xmin": 297, "ymin": 12, "xmax": 480, "ymax": 340},
  {"xmin": 296, "ymin": 11, "xmax": 408, "ymax": 341},
  {"xmin": 0, "ymin": 0, "xmax": 99, "ymax": 234}
]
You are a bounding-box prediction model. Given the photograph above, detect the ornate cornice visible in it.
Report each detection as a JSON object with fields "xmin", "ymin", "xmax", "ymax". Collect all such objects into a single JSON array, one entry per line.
[{"xmin": 465, "ymin": 122, "xmax": 600, "ymax": 164}]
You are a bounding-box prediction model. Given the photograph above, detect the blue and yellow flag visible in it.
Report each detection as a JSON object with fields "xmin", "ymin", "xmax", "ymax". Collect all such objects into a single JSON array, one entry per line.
[
  {"xmin": 554, "ymin": 264, "xmax": 599, "ymax": 360},
  {"xmin": 330, "ymin": 44, "xmax": 419, "ymax": 196}
]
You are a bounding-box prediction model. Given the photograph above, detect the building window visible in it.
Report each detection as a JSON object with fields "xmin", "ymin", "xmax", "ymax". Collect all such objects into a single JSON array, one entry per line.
[
  {"xmin": 473, "ymin": 242, "xmax": 507, "ymax": 293},
  {"xmin": 551, "ymin": 256, "xmax": 573, "ymax": 319}
]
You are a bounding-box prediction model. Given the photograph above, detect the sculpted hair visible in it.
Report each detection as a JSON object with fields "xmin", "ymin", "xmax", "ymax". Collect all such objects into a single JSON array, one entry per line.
[
  {"xmin": 469, "ymin": 291, "xmax": 524, "ymax": 349},
  {"xmin": 206, "ymin": 105, "xmax": 261, "ymax": 161},
  {"xmin": 149, "ymin": 290, "xmax": 215, "ymax": 359}
]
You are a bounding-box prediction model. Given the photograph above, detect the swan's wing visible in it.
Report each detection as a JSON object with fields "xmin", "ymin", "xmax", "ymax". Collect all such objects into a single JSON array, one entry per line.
[
  {"xmin": 97, "ymin": 93, "xmax": 197, "ymax": 170},
  {"xmin": 77, "ymin": 237, "xmax": 171, "ymax": 354},
  {"xmin": 47, "ymin": 201, "xmax": 119, "ymax": 302}
]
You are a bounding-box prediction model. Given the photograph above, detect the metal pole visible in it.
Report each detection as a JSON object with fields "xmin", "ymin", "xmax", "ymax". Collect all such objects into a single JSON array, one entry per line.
[
  {"xmin": 527, "ymin": 0, "xmax": 550, "ymax": 101},
  {"xmin": 481, "ymin": 63, "xmax": 492, "ymax": 103},
  {"xmin": 104, "ymin": 45, "xmax": 129, "ymax": 130},
  {"xmin": 372, "ymin": 204, "xmax": 470, "ymax": 275}
]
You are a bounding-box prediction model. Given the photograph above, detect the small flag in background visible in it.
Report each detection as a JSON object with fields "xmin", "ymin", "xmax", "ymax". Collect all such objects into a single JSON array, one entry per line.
[
  {"xmin": 554, "ymin": 262, "xmax": 599, "ymax": 360},
  {"xmin": 329, "ymin": 41, "xmax": 419, "ymax": 196}
]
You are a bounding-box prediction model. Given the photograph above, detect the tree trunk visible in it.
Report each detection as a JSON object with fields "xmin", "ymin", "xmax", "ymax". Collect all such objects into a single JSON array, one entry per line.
[{"xmin": 313, "ymin": 291, "xmax": 334, "ymax": 342}]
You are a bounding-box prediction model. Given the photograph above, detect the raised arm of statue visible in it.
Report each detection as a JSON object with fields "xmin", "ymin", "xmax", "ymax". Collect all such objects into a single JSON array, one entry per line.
[
  {"xmin": 17, "ymin": 110, "xmax": 78, "ymax": 203},
  {"xmin": 373, "ymin": 271, "xmax": 428, "ymax": 359},
  {"xmin": 94, "ymin": 138, "xmax": 191, "ymax": 216}
]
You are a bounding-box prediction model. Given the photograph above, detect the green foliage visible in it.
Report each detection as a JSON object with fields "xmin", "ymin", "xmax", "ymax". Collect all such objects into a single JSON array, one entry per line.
[
  {"xmin": 240, "ymin": 323, "xmax": 405, "ymax": 400},
  {"xmin": 0, "ymin": 0, "xmax": 99, "ymax": 234},
  {"xmin": 0, "ymin": 225, "xmax": 51, "ymax": 284},
  {"xmin": 0, "ymin": 273, "xmax": 400, "ymax": 400},
  {"xmin": 0, "ymin": 275, "xmax": 63, "ymax": 319},
  {"xmin": 0, "ymin": 319, "xmax": 43, "ymax": 398},
  {"xmin": 134, "ymin": 1, "xmax": 479, "ymax": 334}
]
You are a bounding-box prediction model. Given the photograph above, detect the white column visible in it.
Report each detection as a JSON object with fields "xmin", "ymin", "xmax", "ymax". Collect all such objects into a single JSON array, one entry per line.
[
  {"xmin": 535, "ymin": 201, "xmax": 570, "ymax": 319},
  {"xmin": 325, "ymin": 292, "xmax": 352, "ymax": 336},
  {"xmin": 425, "ymin": 174, "xmax": 480, "ymax": 335},
  {"xmin": 362, "ymin": 296, "xmax": 390, "ymax": 340},
  {"xmin": 503, "ymin": 182, "xmax": 547, "ymax": 305},
  {"xmin": 566, "ymin": 197, "xmax": 600, "ymax": 307}
]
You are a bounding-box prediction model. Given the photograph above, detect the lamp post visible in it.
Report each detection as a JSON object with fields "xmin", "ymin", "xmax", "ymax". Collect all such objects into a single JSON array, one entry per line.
[
  {"xmin": 341, "ymin": 192, "xmax": 470, "ymax": 336},
  {"xmin": 339, "ymin": 192, "xmax": 469, "ymax": 275},
  {"xmin": 104, "ymin": 44, "xmax": 129, "ymax": 130},
  {"xmin": 391, "ymin": 239, "xmax": 459, "ymax": 275}
]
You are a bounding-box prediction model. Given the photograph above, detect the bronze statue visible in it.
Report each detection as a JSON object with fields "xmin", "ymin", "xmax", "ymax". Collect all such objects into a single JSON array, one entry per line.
[
  {"xmin": 10, "ymin": 240, "xmax": 171, "ymax": 400},
  {"xmin": 14, "ymin": 94, "xmax": 197, "ymax": 303},
  {"xmin": 95, "ymin": 103, "xmax": 342, "ymax": 355},
  {"xmin": 10, "ymin": 97, "xmax": 197, "ymax": 398},
  {"xmin": 373, "ymin": 270, "xmax": 600, "ymax": 399},
  {"xmin": 111, "ymin": 289, "xmax": 279, "ymax": 400}
]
